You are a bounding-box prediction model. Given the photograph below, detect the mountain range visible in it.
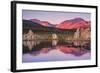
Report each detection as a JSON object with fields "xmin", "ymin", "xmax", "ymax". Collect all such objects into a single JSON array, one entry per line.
[
  {"xmin": 23, "ymin": 18, "xmax": 90, "ymax": 29},
  {"xmin": 56, "ymin": 18, "xmax": 90, "ymax": 29}
]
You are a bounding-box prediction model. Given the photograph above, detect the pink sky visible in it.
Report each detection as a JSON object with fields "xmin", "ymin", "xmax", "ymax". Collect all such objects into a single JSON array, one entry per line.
[{"xmin": 23, "ymin": 10, "xmax": 91, "ymax": 24}]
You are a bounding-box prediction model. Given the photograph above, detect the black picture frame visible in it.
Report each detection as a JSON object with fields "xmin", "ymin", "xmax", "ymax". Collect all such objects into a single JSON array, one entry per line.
[{"xmin": 11, "ymin": 1, "xmax": 98, "ymax": 72}]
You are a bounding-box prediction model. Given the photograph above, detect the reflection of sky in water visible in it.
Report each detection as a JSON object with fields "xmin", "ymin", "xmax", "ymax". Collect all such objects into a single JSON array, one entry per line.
[
  {"xmin": 22, "ymin": 49, "xmax": 90, "ymax": 63},
  {"xmin": 22, "ymin": 40, "xmax": 91, "ymax": 63}
]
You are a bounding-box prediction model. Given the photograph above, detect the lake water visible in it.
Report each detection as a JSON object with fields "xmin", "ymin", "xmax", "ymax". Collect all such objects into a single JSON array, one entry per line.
[{"xmin": 22, "ymin": 40, "xmax": 91, "ymax": 63}]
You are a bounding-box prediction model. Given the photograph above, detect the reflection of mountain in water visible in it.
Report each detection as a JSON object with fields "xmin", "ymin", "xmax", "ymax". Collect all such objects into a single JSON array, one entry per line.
[{"xmin": 23, "ymin": 40, "xmax": 90, "ymax": 56}]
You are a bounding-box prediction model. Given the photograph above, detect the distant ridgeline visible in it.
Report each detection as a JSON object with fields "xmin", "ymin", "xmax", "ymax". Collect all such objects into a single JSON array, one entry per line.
[{"xmin": 23, "ymin": 20, "xmax": 76, "ymax": 34}]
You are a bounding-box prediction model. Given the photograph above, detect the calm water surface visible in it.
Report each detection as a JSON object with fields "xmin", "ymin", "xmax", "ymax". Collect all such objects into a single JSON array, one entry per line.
[{"xmin": 22, "ymin": 40, "xmax": 91, "ymax": 63}]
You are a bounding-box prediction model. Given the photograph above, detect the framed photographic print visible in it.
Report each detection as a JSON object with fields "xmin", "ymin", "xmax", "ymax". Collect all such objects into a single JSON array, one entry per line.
[{"xmin": 11, "ymin": 1, "xmax": 98, "ymax": 72}]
